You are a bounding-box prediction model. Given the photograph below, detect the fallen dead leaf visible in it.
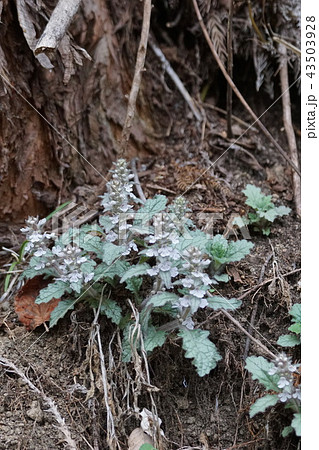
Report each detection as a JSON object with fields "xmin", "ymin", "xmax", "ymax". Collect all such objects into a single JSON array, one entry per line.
[
  {"xmin": 128, "ymin": 427, "xmax": 153, "ymax": 450},
  {"xmin": 14, "ymin": 276, "xmax": 60, "ymax": 331}
]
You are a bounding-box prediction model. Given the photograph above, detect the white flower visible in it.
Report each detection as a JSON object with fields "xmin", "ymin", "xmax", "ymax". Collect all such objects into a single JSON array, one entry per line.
[
  {"xmin": 29, "ymin": 232, "xmax": 42, "ymax": 243},
  {"xmin": 84, "ymin": 273, "xmax": 94, "ymax": 283},
  {"xmin": 147, "ymin": 267, "xmax": 159, "ymax": 276},
  {"xmin": 182, "ymin": 316, "xmax": 194, "ymax": 329},
  {"xmin": 38, "ymin": 218, "xmax": 47, "ymax": 227},
  {"xmin": 106, "ymin": 231, "xmax": 118, "ymax": 242},
  {"xmin": 278, "ymin": 376, "xmax": 290, "ymax": 389},
  {"xmin": 52, "ymin": 245, "xmax": 65, "ymax": 257},
  {"xmin": 158, "ymin": 262, "xmax": 172, "ymax": 272},
  {"xmin": 35, "ymin": 262, "xmax": 46, "ymax": 270},
  {"xmin": 69, "ymin": 271, "xmax": 82, "ymax": 283},
  {"xmin": 268, "ymin": 366, "xmax": 278, "ymax": 376},
  {"xmin": 76, "ymin": 256, "xmax": 87, "ymax": 264},
  {"xmin": 34, "ymin": 248, "xmax": 47, "ymax": 257},
  {"xmin": 181, "ymin": 278, "xmax": 193, "ymax": 288},
  {"xmin": 145, "ymin": 248, "xmax": 157, "ymax": 257},
  {"xmin": 190, "ymin": 289, "xmax": 206, "ymax": 298},
  {"xmin": 292, "ymin": 388, "xmax": 301, "ymax": 400},
  {"xmin": 170, "ymin": 267, "xmax": 179, "ymax": 277},
  {"xmin": 278, "ymin": 391, "xmax": 292, "ymax": 402}
]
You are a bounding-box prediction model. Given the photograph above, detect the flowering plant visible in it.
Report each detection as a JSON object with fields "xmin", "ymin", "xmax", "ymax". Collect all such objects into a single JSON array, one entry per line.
[{"xmin": 18, "ymin": 159, "xmax": 251, "ymax": 376}]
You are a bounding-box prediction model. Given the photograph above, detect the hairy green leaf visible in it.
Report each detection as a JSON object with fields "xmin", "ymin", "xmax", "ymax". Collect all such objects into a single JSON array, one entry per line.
[
  {"xmin": 102, "ymin": 242, "xmax": 125, "ymax": 265},
  {"xmin": 49, "ymin": 299, "xmax": 75, "ymax": 327},
  {"xmin": 139, "ymin": 445, "xmax": 157, "ymax": 450},
  {"xmin": 179, "ymin": 329, "xmax": 222, "ymax": 376},
  {"xmin": 148, "ymin": 292, "xmax": 179, "ymax": 307},
  {"xmin": 101, "ymin": 298, "xmax": 122, "ymax": 325},
  {"xmin": 245, "ymin": 356, "xmax": 280, "ymax": 391},
  {"xmin": 94, "ymin": 261, "xmax": 129, "ymax": 281},
  {"xmin": 143, "ymin": 326, "xmax": 167, "ymax": 353},
  {"xmin": 277, "ymin": 334, "xmax": 301, "ymax": 347},
  {"xmin": 36, "ymin": 281, "xmax": 70, "ymax": 304},
  {"xmin": 80, "ymin": 234, "xmax": 103, "ymax": 257},
  {"xmin": 120, "ymin": 263, "xmax": 151, "ymax": 283},
  {"xmin": 125, "ymin": 277, "xmax": 143, "ymax": 295},
  {"xmin": 291, "ymin": 413, "xmax": 301, "ymax": 436},
  {"xmin": 206, "ymin": 235, "xmax": 253, "ymax": 265},
  {"xmin": 243, "ymin": 184, "xmax": 273, "ymax": 211},
  {"xmin": 282, "ymin": 426, "xmax": 293, "ymax": 437},
  {"xmin": 249, "ymin": 394, "xmax": 279, "ymax": 418},
  {"xmin": 207, "ymin": 296, "xmax": 241, "ymax": 311},
  {"xmin": 134, "ymin": 195, "xmax": 167, "ymax": 223}
]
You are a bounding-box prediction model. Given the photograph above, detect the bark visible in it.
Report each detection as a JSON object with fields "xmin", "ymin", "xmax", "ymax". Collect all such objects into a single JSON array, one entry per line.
[{"xmin": 0, "ymin": 0, "xmax": 154, "ymax": 235}]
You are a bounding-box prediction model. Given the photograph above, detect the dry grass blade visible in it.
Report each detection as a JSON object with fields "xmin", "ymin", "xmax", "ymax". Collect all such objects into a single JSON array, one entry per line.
[
  {"xmin": 120, "ymin": 0, "xmax": 152, "ymax": 155},
  {"xmin": 191, "ymin": 0, "xmax": 301, "ymax": 177},
  {"xmin": 0, "ymin": 357, "xmax": 77, "ymax": 450}
]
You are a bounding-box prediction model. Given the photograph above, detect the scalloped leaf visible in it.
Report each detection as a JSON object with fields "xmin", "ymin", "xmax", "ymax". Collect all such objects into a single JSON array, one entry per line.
[
  {"xmin": 179, "ymin": 329, "xmax": 222, "ymax": 376},
  {"xmin": 121, "ymin": 263, "xmax": 151, "ymax": 283},
  {"xmin": 101, "ymin": 298, "xmax": 122, "ymax": 325},
  {"xmin": 143, "ymin": 326, "xmax": 167, "ymax": 353},
  {"xmin": 249, "ymin": 394, "xmax": 279, "ymax": 418},
  {"xmin": 245, "ymin": 356, "xmax": 280, "ymax": 391},
  {"xmin": 148, "ymin": 292, "xmax": 179, "ymax": 308},
  {"xmin": 134, "ymin": 195, "xmax": 167, "ymax": 224},
  {"xmin": 102, "ymin": 242, "xmax": 125, "ymax": 265},
  {"xmin": 291, "ymin": 413, "xmax": 301, "ymax": 436},
  {"xmin": 36, "ymin": 281, "xmax": 70, "ymax": 304},
  {"xmin": 277, "ymin": 334, "xmax": 300, "ymax": 347},
  {"xmin": 207, "ymin": 296, "xmax": 241, "ymax": 311},
  {"xmin": 49, "ymin": 299, "xmax": 75, "ymax": 327}
]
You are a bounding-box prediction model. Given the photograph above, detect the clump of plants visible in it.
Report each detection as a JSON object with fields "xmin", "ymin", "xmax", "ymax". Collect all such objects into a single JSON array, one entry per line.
[
  {"xmin": 241, "ymin": 184, "xmax": 291, "ymax": 235},
  {"xmin": 206, "ymin": 234, "xmax": 254, "ymax": 282},
  {"xmin": 246, "ymin": 304, "xmax": 301, "ymax": 437},
  {"xmin": 15, "ymin": 159, "xmax": 255, "ymax": 377}
]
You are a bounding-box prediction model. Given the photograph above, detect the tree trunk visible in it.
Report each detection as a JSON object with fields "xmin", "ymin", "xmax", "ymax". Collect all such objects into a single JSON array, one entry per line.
[{"xmin": 0, "ymin": 0, "xmax": 154, "ymax": 243}]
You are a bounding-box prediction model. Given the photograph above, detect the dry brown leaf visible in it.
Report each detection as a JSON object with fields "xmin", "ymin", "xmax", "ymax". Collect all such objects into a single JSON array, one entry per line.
[
  {"xmin": 128, "ymin": 427, "xmax": 153, "ymax": 450},
  {"xmin": 14, "ymin": 276, "xmax": 61, "ymax": 331},
  {"xmin": 227, "ymin": 266, "xmax": 243, "ymax": 283}
]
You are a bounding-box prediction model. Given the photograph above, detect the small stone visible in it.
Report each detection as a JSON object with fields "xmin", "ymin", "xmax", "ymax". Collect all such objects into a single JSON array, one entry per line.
[{"xmin": 26, "ymin": 400, "xmax": 44, "ymax": 423}]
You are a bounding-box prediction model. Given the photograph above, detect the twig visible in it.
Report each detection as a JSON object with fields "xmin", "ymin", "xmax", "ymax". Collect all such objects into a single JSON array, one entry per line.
[
  {"xmin": 226, "ymin": 0, "xmax": 234, "ymax": 138},
  {"xmin": 278, "ymin": 43, "xmax": 301, "ymax": 216},
  {"xmin": 120, "ymin": 0, "xmax": 152, "ymax": 156},
  {"xmin": 220, "ymin": 308, "xmax": 276, "ymax": 359},
  {"xmin": 191, "ymin": 0, "xmax": 301, "ymax": 176},
  {"xmin": 203, "ymin": 103, "xmax": 258, "ymax": 131},
  {"xmin": 149, "ymin": 36, "xmax": 202, "ymax": 122},
  {"xmin": 146, "ymin": 184, "xmax": 176, "ymax": 195},
  {"xmin": 131, "ymin": 158, "xmax": 147, "ymax": 204},
  {"xmin": 243, "ymin": 252, "xmax": 273, "ymax": 360},
  {"xmin": 237, "ymin": 267, "xmax": 301, "ymax": 301},
  {"xmin": 0, "ymin": 356, "xmax": 77, "ymax": 450},
  {"xmin": 35, "ymin": 0, "xmax": 82, "ymax": 55}
]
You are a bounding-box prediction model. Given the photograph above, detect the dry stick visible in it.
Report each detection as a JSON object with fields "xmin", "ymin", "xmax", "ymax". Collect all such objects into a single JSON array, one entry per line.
[
  {"xmin": 220, "ymin": 308, "xmax": 276, "ymax": 359},
  {"xmin": 278, "ymin": 43, "xmax": 301, "ymax": 216},
  {"xmin": 204, "ymin": 103, "xmax": 258, "ymax": 131},
  {"xmin": 237, "ymin": 267, "xmax": 301, "ymax": 301},
  {"xmin": 131, "ymin": 158, "xmax": 147, "ymax": 204},
  {"xmin": 226, "ymin": 0, "xmax": 234, "ymax": 138},
  {"xmin": 35, "ymin": 0, "xmax": 82, "ymax": 55},
  {"xmin": 0, "ymin": 357, "xmax": 77, "ymax": 450},
  {"xmin": 120, "ymin": 0, "xmax": 152, "ymax": 156},
  {"xmin": 243, "ymin": 252, "xmax": 273, "ymax": 360},
  {"xmin": 149, "ymin": 37, "xmax": 202, "ymax": 122},
  {"xmin": 191, "ymin": 0, "xmax": 300, "ymax": 177}
]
